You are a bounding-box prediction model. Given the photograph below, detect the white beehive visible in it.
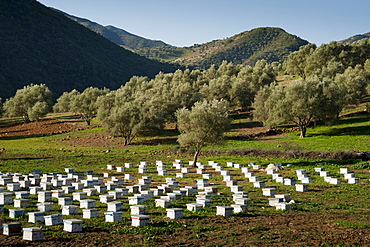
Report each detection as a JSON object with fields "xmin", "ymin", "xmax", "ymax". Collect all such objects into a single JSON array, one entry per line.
[
  {"xmin": 295, "ymin": 184, "xmax": 308, "ymax": 192},
  {"xmin": 196, "ymin": 199, "xmax": 212, "ymax": 207},
  {"xmin": 73, "ymin": 192, "xmax": 87, "ymax": 201},
  {"xmin": 155, "ymin": 198, "xmax": 171, "ymax": 208},
  {"xmin": 107, "ymin": 201, "xmax": 123, "ymax": 212},
  {"xmin": 0, "ymin": 192, "xmax": 13, "ymax": 205},
  {"xmin": 64, "ymin": 168, "xmax": 74, "ymax": 173},
  {"xmin": 320, "ymin": 171, "xmax": 330, "ymax": 177},
  {"xmin": 105, "ymin": 211, "xmax": 123, "ymax": 222},
  {"xmin": 82, "ymin": 208, "xmax": 99, "ymax": 219},
  {"xmin": 234, "ymin": 198, "xmax": 250, "ymax": 206},
  {"xmin": 124, "ymin": 174, "xmax": 134, "ymax": 180},
  {"xmin": 29, "ymin": 186, "xmax": 43, "ymax": 195},
  {"xmin": 58, "ymin": 197, "xmax": 73, "ymax": 206},
  {"xmin": 7, "ymin": 183, "xmax": 20, "ymax": 191},
  {"xmin": 253, "ymin": 181, "xmax": 265, "ymax": 188},
  {"xmin": 14, "ymin": 199, "xmax": 29, "ymax": 208},
  {"xmin": 166, "ymin": 208, "xmax": 184, "ymax": 219},
  {"xmin": 79, "ymin": 199, "xmax": 96, "ymax": 209},
  {"xmin": 231, "ymin": 204, "xmax": 248, "ymax": 213},
  {"xmin": 23, "ymin": 227, "xmax": 43, "ymax": 241},
  {"xmin": 107, "ymin": 164, "xmax": 116, "ymax": 170},
  {"xmin": 176, "ymin": 173, "xmax": 186, "ymax": 178},
  {"xmin": 62, "ymin": 205, "xmax": 79, "ymax": 215},
  {"xmin": 108, "ymin": 190, "xmax": 123, "ymax": 199},
  {"xmin": 262, "ymin": 188, "xmax": 276, "ymax": 196},
  {"xmin": 230, "ymin": 185, "xmax": 243, "ymax": 193},
  {"xmin": 72, "ymin": 182, "xmax": 84, "ymax": 191},
  {"xmin": 216, "ymin": 206, "xmax": 234, "ymax": 217},
  {"xmin": 284, "ymin": 179, "xmax": 296, "ymax": 186},
  {"xmin": 131, "ymin": 215, "xmax": 149, "ymax": 227},
  {"xmin": 62, "ymin": 186, "xmax": 75, "ymax": 194},
  {"xmin": 40, "ymin": 182, "xmax": 52, "ymax": 191},
  {"xmin": 130, "ymin": 205, "xmax": 147, "ymax": 215},
  {"xmin": 99, "ymin": 194, "xmax": 114, "ymax": 203},
  {"xmin": 51, "ymin": 190, "xmax": 65, "ymax": 198},
  {"xmin": 28, "ymin": 211, "xmax": 46, "ymax": 223},
  {"xmin": 37, "ymin": 202, "xmax": 53, "ymax": 212},
  {"xmin": 348, "ymin": 177, "xmax": 360, "ymax": 184},
  {"xmin": 63, "ymin": 219, "xmax": 83, "ymax": 232},
  {"xmin": 44, "ymin": 214, "xmax": 63, "ymax": 226},
  {"xmin": 9, "ymin": 208, "xmax": 26, "ymax": 219},
  {"xmin": 83, "ymin": 188, "xmax": 97, "ymax": 196},
  {"xmin": 186, "ymin": 203, "xmax": 203, "ymax": 211},
  {"xmin": 128, "ymin": 196, "xmax": 146, "ymax": 205},
  {"xmin": 15, "ymin": 191, "xmax": 30, "ymax": 199},
  {"xmin": 151, "ymin": 188, "xmax": 164, "ymax": 196},
  {"xmin": 124, "ymin": 163, "xmax": 133, "ymax": 168},
  {"xmin": 116, "ymin": 167, "xmax": 125, "ymax": 172},
  {"xmin": 94, "ymin": 185, "xmax": 107, "ymax": 194},
  {"xmin": 115, "ymin": 188, "xmax": 129, "ymax": 196}
]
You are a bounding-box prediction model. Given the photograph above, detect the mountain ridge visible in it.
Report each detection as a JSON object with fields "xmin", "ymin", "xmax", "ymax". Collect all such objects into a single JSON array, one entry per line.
[
  {"xmin": 339, "ymin": 32, "xmax": 370, "ymax": 45},
  {"xmin": 136, "ymin": 27, "xmax": 309, "ymax": 68},
  {"xmin": 0, "ymin": 0, "xmax": 175, "ymax": 99},
  {"xmin": 58, "ymin": 9, "xmax": 172, "ymax": 50}
]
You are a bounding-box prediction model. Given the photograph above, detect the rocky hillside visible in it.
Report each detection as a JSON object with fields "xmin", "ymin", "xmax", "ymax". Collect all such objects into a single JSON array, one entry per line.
[{"xmin": 136, "ymin": 27, "xmax": 309, "ymax": 69}]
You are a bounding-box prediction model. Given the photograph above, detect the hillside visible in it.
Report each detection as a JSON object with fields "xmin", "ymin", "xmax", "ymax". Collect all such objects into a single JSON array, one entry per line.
[
  {"xmin": 339, "ymin": 31, "xmax": 370, "ymax": 45},
  {"xmin": 135, "ymin": 27, "xmax": 309, "ymax": 69},
  {"xmin": 60, "ymin": 10, "xmax": 171, "ymax": 50},
  {"xmin": 0, "ymin": 0, "xmax": 176, "ymax": 100}
]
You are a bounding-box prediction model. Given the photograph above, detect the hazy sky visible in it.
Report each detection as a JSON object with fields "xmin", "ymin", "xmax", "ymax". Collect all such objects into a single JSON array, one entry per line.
[{"xmin": 37, "ymin": 0, "xmax": 369, "ymax": 47}]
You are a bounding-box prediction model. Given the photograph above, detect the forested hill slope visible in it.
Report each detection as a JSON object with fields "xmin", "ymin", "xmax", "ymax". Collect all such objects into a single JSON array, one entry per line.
[
  {"xmin": 136, "ymin": 27, "xmax": 309, "ymax": 69},
  {"xmin": 0, "ymin": 0, "xmax": 176, "ymax": 99},
  {"xmin": 340, "ymin": 32, "xmax": 370, "ymax": 45},
  {"xmin": 60, "ymin": 10, "xmax": 171, "ymax": 50}
]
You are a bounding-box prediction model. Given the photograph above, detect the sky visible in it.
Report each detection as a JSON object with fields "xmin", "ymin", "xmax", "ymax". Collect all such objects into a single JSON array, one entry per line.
[{"xmin": 37, "ymin": 0, "xmax": 369, "ymax": 47}]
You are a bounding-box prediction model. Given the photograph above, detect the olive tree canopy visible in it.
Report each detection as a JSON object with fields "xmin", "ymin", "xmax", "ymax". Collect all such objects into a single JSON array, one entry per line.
[
  {"xmin": 253, "ymin": 77, "xmax": 344, "ymax": 138},
  {"xmin": 3, "ymin": 84, "xmax": 52, "ymax": 122},
  {"xmin": 176, "ymin": 99, "xmax": 231, "ymax": 165}
]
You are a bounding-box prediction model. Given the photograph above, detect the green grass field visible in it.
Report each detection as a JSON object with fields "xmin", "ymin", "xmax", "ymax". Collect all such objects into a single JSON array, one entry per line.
[{"xmin": 0, "ymin": 110, "xmax": 369, "ymax": 246}]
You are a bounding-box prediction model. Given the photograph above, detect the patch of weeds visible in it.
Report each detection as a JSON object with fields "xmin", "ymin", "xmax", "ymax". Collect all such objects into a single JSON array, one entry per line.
[
  {"xmin": 335, "ymin": 219, "xmax": 370, "ymax": 229},
  {"xmin": 114, "ymin": 220, "xmax": 185, "ymax": 236},
  {"xmin": 192, "ymin": 225, "xmax": 224, "ymax": 233},
  {"xmin": 247, "ymin": 226, "xmax": 269, "ymax": 232},
  {"xmin": 351, "ymin": 161, "xmax": 370, "ymax": 169},
  {"xmin": 145, "ymin": 235, "xmax": 162, "ymax": 242}
]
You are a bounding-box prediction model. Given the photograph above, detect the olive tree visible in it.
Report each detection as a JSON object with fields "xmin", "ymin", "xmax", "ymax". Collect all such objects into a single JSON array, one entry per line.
[
  {"xmin": 253, "ymin": 77, "xmax": 344, "ymax": 138},
  {"xmin": 176, "ymin": 99, "xmax": 231, "ymax": 165},
  {"xmin": 97, "ymin": 86, "xmax": 165, "ymax": 145},
  {"xmin": 3, "ymin": 84, "xmax": 52, "ymax": 122},
  {"xmin": 335, "ymin": 65, "xmax": 369, "ymax": 106},
  {"xmin": 71, "ymin": 87, "xmax": 109, "ymax": 125},
  {"xmin": 53, "ymin": 89, "xmax": 80, "ymax": 113}
]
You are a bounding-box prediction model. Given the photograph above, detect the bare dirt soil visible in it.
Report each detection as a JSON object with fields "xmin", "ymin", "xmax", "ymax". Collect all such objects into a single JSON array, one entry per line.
[{"xmin": 0, "ymin": 119, "xmax": 84, "ymax": 138}]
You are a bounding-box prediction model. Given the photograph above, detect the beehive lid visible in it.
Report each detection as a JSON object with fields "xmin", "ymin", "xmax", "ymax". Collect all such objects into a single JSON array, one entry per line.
[
  {"xmin": 64, "ymin": 219, "xmax": 83, "ymax": 224},
  {"xmin": 131, "ymin": 215, "xmax": 149, "ymax": 220},
  {"xmin": 23, "ymin": 227, "xmax": 43, "ymax": 232}
]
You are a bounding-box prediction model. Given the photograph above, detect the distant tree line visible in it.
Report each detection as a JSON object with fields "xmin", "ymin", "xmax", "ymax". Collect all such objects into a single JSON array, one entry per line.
[{"xmin": 1, "ymin": 40, "xmax": 370, "ymax": 158}]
